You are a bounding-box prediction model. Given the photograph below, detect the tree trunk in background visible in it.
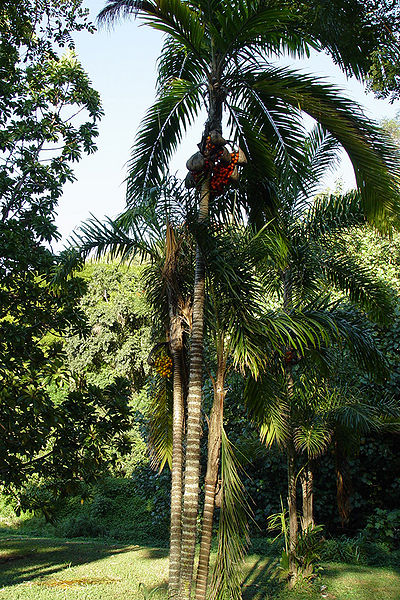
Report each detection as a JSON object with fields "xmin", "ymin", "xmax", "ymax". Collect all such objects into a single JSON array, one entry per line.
[
  {"xmin": 195, "ymin": 344, "xmax": 226, "ymax": 600},
  {"xmin": 335, "ymin": 440, "xmax": 352, "ymax": 529},
  {"xmin": 287, "ymin": 441, "xmax": 298, "ymax": 589},
  {"xmin": 283, "ymin": 269, "xmax": 298, "ymax": 588},
  {"xmin": 168, "ymin": 313, "xmax": 185, "ymax": 599},
  {"xmin": 179, "ymin": 181, "xmax": 210, "ymax": 600},
  {"xmin": 300, "ymin": 462, "xmax": 314, "ymax": 532}
]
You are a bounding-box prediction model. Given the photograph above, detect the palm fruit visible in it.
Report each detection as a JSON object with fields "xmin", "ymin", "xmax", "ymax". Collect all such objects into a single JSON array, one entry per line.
[
  {"xmin": 209, "ymin": 130, "xmax": 227, "ymax": 146},
  {"xmin": 154, "ymin": 354, "xmax": 173, "ymax": 378},
  {"xmin": 186, "ymin": 151, "xmax": 205, "ymax": 172},
  {"xmin": 237, "ymin": 147, "xmax": 247, "ymax": 164}
]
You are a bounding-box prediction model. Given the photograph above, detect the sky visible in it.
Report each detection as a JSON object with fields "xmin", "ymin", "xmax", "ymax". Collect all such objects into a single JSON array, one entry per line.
[{"xmin": 56, "ymin": 0, "xmax": 400, "ymax": 248}]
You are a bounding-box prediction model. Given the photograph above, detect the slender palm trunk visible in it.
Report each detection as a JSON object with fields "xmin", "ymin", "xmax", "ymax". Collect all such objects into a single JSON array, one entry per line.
[
  {"xmin": 335, "ymin": 440, "xmax": 352, "ymax": 529},
  {"xmin": 300, "ymin": 462, "xmax": 314, "ymax": 533},
  {"xmin": 179, "ymin": 181, "xmax": 209, "ymax": 599},
  {"xmin": 283, "ymin": 269, "xmax": 299, "ymax": 588},
  {"xmin": 195, "ymin": 343, "xmax": 226, "ymax": 600},
  {"xmin": 287, "ymin": 439, "xmax": 298, "ymax": 589},
  {"xmin": 168, "ymin": 312, "xmax": 185, "ymax": 599},
  {"xmin": 179, "ymin": 76, "xmax": 224, "ymax": 599}
]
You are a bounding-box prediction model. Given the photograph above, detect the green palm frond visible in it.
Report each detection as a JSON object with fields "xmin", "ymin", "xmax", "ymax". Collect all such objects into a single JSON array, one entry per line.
[
  {"xmin": 99, "ymin": 0, "xmax": 207, "ymax": 59},
  {"xmin": 244, "ymin": 376, "xmax": 290, "ymax": 447},
  {"xmin": 293, "ymin": 422, "xmax": 332, "ymax": 458},
  {"xmin": 334, "ymin": 401, "xmax": 380, "ymax": 436},
  {"xmin": 304, "ymin": 191, "xmax": 364, "ymax": 239},
  {"xmin": 318, "ymin": 248, "xmax": 393, "ymax": 323},
  {"xmin": 288, "ymin": 124, "xmax": 341, "ymax": 207},
  {"xmin": 156, "ymin": 36, "xmax": 204, "ymax": 91},
  {"xmin": 209, "ymin": 427, "xmax": 250, "ymax": 600},
  {"xmin": 70, "ymin": 214, "xmax": 143, "ymax": 262},
  {"xmin": 234, "ymin": 83, "xmax": 308, "ymax": 195},
  {"xmin": 125, "ymin": 78, "xmax": 202, "ymax": 197},
  {"xmin": 212, "ymin": 3, "xmax": 310, "ymax": 67},
  {"xmin": 249, "ymin": 64, "xmax": 400, "ymax": 229},
  {"xmin": 147, "ymin": 373, "xmax": 173, "ymax": 472}
]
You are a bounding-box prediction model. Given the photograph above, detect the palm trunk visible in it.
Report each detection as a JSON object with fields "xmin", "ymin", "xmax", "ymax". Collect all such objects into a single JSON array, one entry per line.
[
  {"xmin": 179, "ymin": 77, "xmax": 224, "ymax": 599},
  {"xmin": 335, "ymin": 440, "xmax": 352, "ymax": 529},
  {"xmin": 287, "ymin": 440, "xmax": 298, "ymax": 589},
  {"xmin": 168, "ymin": 313, "xmax": 185, "ymax": 599},
  {"xmin": 300, "ymin": 462, "xmax": 314, "ymax": 533},
  {"xmin": 179, "ymin": 181, "xmax": 209, "ymax": 599},
  {"xmin": 195, "ymin": 342, "xmax": 226, "ymax": 600},
  {"xmin": 283, "ymin": 269, "xmax": 299, "ymax": 588}
]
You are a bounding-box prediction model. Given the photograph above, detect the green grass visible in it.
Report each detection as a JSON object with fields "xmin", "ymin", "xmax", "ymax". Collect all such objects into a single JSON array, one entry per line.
[{"xmin": 0, "ymin": 535, "xmax": 399, "ymax": 600}]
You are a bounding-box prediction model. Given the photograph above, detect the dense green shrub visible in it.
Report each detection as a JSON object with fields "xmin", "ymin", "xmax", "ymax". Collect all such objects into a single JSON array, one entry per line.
[{"xmin": 364, "ymin": 508, "xmax": 400, "ymax": 549}]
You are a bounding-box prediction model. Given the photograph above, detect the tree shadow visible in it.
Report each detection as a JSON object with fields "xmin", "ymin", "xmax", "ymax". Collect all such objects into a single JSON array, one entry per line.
[
  {"xmin": 0, "ymin": 535, "xmax": 156, "ymax": 588},
  {"xmin": 241, "ymin": 554, "xmax": 280, "ymax": 600}
]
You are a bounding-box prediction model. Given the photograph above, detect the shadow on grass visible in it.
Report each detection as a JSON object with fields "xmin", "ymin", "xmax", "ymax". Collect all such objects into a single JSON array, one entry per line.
[
  {"xmin": 241, "ymin": 555, "xmax": 280, "ymax": 600},
  {"xmin": 0, "ymin": 535, "xmax": 159, "ymax": 588}
]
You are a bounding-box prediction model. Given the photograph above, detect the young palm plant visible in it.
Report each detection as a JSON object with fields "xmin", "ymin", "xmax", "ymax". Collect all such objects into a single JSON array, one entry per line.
[{"xmin": 98, "ymin": 3, "xmax": 400, "ymax": 596}]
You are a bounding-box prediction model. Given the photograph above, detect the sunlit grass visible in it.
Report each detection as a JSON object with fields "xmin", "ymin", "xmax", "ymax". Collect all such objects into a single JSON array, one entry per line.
[{"xmin": 0, "ymin": 535, "xmax": 399, "ymax": 600}]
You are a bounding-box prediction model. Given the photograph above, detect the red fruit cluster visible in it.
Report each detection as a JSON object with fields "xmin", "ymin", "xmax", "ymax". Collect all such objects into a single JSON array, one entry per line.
[
  {"xmin": 210, "ymin": 151, "xmax": 239, "ymax": 194},
  {"xmin": 188, "ymin": 137, "xmax": 240, "ymax": 196}
]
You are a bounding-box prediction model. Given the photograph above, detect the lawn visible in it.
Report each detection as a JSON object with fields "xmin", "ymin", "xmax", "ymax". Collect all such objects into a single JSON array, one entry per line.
[{"xmin": 0, "ymin": 535, "xmax": 399, "ymax": 600}]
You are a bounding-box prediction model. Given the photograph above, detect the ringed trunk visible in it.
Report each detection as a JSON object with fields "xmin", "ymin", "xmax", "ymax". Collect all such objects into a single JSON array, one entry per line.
[
  {"xmin": 179, "ymin": 79, "xmax": 223, "ymax": 599},
  {"xmin": 168, "ymin": 313, "xmax": 185, "ymax": 599},
  {"xmin": 179, "ymin": 181, "xmax": 210, "ymax": 599},
  {"xmin": 287, "ymin": 442, "xmax": 298, "ymax": 589},
  {"xmin": 195, "ymin": 351, "xmax": 226, "ymax": 600}
]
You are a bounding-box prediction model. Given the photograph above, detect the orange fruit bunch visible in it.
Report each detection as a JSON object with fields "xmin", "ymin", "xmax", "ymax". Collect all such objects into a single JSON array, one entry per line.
[
  {"xmin": 210, "ymin": 151, "xmax": 239, "ymax": 195},
  {"xmin": 154, "ymin": 355, "xmax": 173, "ymax": 378}
]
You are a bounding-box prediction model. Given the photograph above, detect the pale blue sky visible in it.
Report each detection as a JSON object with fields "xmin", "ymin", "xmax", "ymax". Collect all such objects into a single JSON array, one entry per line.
[{"xmin": 56, "ymin": 0, "xmax": 400, "ymax": 247}]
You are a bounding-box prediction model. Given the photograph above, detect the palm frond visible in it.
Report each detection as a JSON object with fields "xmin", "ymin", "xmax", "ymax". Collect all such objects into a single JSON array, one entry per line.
[
  {"xmin": 249, "ymin": 65, "xmax": 400, "ymax": 230},
  {"xmin": 244, "ymin": 376, "xmax": 290, "ymax": 448},
  {"xmin": 304, "ymin": 191, "xmax": 365, "ymax": 239},
  {"xmin": 209, "ymin": 427, "xmax": 250, "ymax": 600},
  {"xmin": 318, "ymin": 248, "xmax": 394, "ymax": 323},
  {"xmin": 212, "ymin": 3, "xmax": 311, "ymax": 68},
  {"xmin": 147, "ymin": 373, "xmax": 173, "ymax": 472},
  {"xmin": 126, "ymin": 78, "xmax": 202, "ymax": 198},
  {"xmin": 293, "ymin": 422, "xmax": 332, "ymax": 458}
]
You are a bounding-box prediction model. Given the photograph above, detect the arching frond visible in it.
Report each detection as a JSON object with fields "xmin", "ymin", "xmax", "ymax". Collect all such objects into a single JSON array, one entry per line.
[
  {"xmin": 290, "ymin": 124, "xmax": 341, "ymax": 206},
  {"xmin": 293, "ymin": 422, "xmax": 332, "ymax": 458},
  {"xmin": 249, "ymin": 65, "xmax": 400, "ymax": 230},
  {"xmin": 304, "ymin": 191, "xmax": 364, "ymax": 240},
  {"xmin": 318, "ymin": 248, "xmax": 393, "ymax": 323},
  {"xmin": 125, "ymin": 78, "xmax": 202, "ymax": 197},
  {"xmin": 211, "ymin": 3, "xmax": 311, "ymax": 68},
  {"xmin": 156, "ymin": 36, "xmax": 205, "ymax": 91}
]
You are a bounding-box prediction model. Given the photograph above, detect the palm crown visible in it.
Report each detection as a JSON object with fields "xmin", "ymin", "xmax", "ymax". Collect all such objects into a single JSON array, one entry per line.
[{"xmin": 99, "ymin": 0, "xmax": 400, "ymax": 229}]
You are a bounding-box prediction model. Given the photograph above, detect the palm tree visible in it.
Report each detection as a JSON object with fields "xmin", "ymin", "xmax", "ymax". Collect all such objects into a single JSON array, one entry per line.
[
  {"xmin": 71, "ymin": 180, "xmax": 194, "ymax": 598},
  {"xmin": 245, "ymin": 123, "xmax": 394, "ymax": 585},
  {"xmin": 98, "ymin": 2, "xmax": 400, "ymax": 595}
]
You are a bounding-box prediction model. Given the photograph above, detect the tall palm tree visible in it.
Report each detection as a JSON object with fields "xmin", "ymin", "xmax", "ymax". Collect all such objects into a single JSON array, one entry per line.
[
  {"xmin": 97, "ymin": 3, "xmax": 400, "ymax": 596},
  {"xmin": 71, "ymin": 180, "xmax": 194, "ymax": 597}
]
